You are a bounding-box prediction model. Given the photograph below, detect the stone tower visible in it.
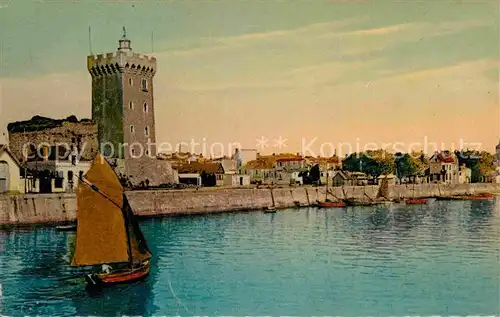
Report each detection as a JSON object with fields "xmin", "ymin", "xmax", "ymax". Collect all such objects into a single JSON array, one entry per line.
[{"xmin": 87, "ymin": 27, "xmax": 166, "ymax": 185}]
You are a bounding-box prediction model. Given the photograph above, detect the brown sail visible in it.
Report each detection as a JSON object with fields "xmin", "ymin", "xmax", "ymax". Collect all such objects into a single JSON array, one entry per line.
[
  {"xmin": 71, "ymin": 154, "xmax": 130, "ymax": 267},
  {"xmin": 376, "ymin": 176, "xmax": 389, "ymax": 200},
  {"xmin": 122, "ymin": 195, "xmax": 152, "ymax": 265}
]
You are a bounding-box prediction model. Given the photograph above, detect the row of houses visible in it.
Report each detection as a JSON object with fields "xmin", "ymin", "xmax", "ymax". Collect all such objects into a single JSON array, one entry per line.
[{"xmin": 1, "ymin": 142, "xmax": 499, "ymax": 194}]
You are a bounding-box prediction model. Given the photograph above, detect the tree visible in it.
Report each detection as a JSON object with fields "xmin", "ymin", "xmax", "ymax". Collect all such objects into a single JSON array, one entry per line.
[
  {"xmin": 309, "ymin": 164, "xmax": 321, "ymax": 184},
  {"xmin": 395, "ymin": 153, "xmax": 417, "ymax": 179},
  {"xmin": 456, "ymin": 150, "xmax": 494, "ymax": 183},
  {"xmin": 478, "ymin": 151, "xmax": 495, "ymax": 177},
  {"xmin": 342, "ymin": 153, "xmax": 362, "ymax": 172}
]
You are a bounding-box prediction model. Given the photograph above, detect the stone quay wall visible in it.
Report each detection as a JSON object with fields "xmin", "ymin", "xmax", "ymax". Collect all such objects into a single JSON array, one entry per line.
[{"xmin": 1, "ymin": 183, "xmax": 499, "ymax": 226}]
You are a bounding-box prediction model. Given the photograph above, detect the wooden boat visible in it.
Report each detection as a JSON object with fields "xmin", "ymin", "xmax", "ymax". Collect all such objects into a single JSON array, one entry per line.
[
  {"xmin": 436, "ymin": 193, "xmax": 494, "ymax": 201},
  {"xmin": 343, "ymin": 198, "xmax": 382, "ymax": 206},
  {"xmin": 317, "ymin": 169, "xmax": 345, "ymax": 208},
  {"xmin": 405, "ymin": 198, "xmax": 428, "ymax": 205},
  {"xmin": 71, "ymin": 154, "xmax": 152, "ymax": 288},
  {"xmin": 405, "ymin": 182, "xmax": 427, "ymax": 204},
  {"xmin": 465, "ymin": 193, "xmax": 494, "ymax": 200},
  {"xmin": 264, "ymin": 206, "xmax": 277, "ymax": 213},
  {"xmin": 317, "ymin": 200, "xmax": 346, "ymax": 208},
  {"xmin": 56, "ymin": 224, "xmax": 77, "ymax": 232}
]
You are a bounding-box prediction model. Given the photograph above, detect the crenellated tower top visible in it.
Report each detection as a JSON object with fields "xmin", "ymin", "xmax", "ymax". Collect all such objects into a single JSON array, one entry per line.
[{"xmin": 86, "ymin": 27, "xmax": 156, "ymax": 77}]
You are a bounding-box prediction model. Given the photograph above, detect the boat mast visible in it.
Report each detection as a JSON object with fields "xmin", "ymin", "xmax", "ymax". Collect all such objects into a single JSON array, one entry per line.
[{"xmin": 325, "ymin": 163, "xmax": 328, "ymax": 201}]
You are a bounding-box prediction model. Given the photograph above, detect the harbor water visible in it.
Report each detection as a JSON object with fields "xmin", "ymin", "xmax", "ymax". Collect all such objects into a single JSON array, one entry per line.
[{"xmin": 0, "ymin": 199, "xmax": 499, "ymax": 316}]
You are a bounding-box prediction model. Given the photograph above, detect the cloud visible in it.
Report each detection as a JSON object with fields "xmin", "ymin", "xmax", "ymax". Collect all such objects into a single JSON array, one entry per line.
[
  {"xmin": 347, "ymin": 24, "xmax": 409, "ymax": 36},
  {"xmin": 160, "ymin": 17, "xmax": 367, "ymax": 57},
  {"xmin": 379, "ymin": 58, "xmax": 500, "ymax": 82}
]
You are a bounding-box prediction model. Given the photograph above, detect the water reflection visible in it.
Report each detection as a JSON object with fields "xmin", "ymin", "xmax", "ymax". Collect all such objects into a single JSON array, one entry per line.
[
  {"xmin": 70, "ymin": 277, "xmax": 156, "ymax": 316},
  {"xmin": 466, "ymin": 200, "xmax": 495, "ymax": 234}
]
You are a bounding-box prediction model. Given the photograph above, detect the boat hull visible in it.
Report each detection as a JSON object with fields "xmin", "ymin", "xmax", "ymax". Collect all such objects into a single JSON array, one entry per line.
[
  {"xmin": 85, "ymin": 261, "xmax": 150, "ymax": 287},
  {"xmin": 56, "ymin": 225, "xmax": 77, "ymax": 232},
  {"xmin": 406, "ymin": 199, "xmax": 428, "ymax": 205},
  {"xmin": 436, "ymin": 194, "xmax": 494, "ymax": 201},
  {"xmin": 317, "ymin": 201, "xmax": 346, "ymax": 208}
]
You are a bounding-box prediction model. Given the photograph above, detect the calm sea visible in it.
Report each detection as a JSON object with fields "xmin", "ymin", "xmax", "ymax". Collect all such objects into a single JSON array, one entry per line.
[{"xmin": 0, "ymin": 199, "xmax": 499, "ymax": 316}]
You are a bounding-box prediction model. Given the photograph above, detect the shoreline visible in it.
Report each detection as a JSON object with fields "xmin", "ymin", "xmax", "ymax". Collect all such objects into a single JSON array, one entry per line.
[{"xmin": 1, "ymin": 183, "xmax": 499, "ymax": 227}]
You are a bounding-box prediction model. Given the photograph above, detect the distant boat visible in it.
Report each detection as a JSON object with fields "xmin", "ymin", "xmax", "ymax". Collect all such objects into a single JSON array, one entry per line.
[
  {"xmin": 317, "ymin": 200, "xmax": 346, "ymax": 208},
  {"xmin": 343, "ymin": 177, "xmax": 390, "ymax": 207},
  {"xmin": 56, "ymin": 224, "xmax": 77, "ymax": 232},
  {"xmin": 406, "ymin": 198, "xmax": 428, "ymax": 205},
  {"xmin": 317, "ymin": 170, "xmax": 345, "ymax": 208},
  {"xmin": 70, "ymin": 154, "xmax": 152, "ymax": 288},
  {"xmin": 264, "ymin": 206, "xmax": 277, "ymax": 213},
  {"xmin": 405, "ymin": 183, "xmax": 428, "ymax": 204},
  {"xmin": 437, "ymin": 193, "xmax": 495, "ymax": 201},
  {"xmin": 343, "ymin": 198, "xmax": 382, "ymax": 206}
]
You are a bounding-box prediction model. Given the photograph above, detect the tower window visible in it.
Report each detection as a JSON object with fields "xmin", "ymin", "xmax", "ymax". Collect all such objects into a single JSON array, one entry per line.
[
  {"xmin": 143, "ymin": 103, "xmax": 148, "ymax": 113},
  {"xmin": 129, "ymin": 101, "xmax": 134, "ymax": 110},
  {"xmin": 129, "ymin": 78, "xmax": 133, "ymax": 86},
  {"xmin": 130, "ymin": 125, "xmax": 135, "ymax": 133},
  {"xmin": 141, "ymin": 79, "xmax": 148, "ymax": 91},
  {"xmin": 144, "ymin": 126, "xmax": 149, "ymax": 136}
]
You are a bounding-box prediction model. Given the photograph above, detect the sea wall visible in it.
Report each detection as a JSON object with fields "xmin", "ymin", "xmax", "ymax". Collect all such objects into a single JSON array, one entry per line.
[{"xmin": 1, "ymin": 183, "xmax": 499, "ymax": 226}]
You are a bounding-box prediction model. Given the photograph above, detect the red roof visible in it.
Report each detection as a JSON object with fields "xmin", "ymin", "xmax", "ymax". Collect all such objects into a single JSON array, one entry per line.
[{"xmin": 434, "ymin": 152, "xmax": 456, "ymax": 163}]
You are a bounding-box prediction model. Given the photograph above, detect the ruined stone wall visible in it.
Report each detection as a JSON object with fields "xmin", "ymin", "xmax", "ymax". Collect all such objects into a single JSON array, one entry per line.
[
  {"xmin": 2, "ymin": 183, "xmax": 499, "ymax": 225},
  {"xmin": 8, "ymin": 121, "xmax": 98, "ymax": 162},
  {"xmin": 124, "ymin": 157, "xmax": 178, "ymax": 186}
]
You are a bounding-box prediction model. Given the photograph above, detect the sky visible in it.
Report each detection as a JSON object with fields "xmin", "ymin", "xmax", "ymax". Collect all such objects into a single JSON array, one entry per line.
[{"xmin": 0, "ymin": 0, "xmax": 499, "ymax": 157}]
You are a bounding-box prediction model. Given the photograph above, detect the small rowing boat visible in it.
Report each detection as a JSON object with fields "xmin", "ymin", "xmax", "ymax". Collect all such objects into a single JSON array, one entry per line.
[
  {"xmin": 317, "ymin": 200, "xmax": 346, "ymax": 208},
  {"xmin": 264, "ymin": 206, "xmax": 277, "ymax": 213},
  {"xmin": 405, "ymin": 198, "xmax": 428, "ymax": 205},
  {"xmin": 56, "ymin": 224, "xmax": 77, "ymax": 232}
]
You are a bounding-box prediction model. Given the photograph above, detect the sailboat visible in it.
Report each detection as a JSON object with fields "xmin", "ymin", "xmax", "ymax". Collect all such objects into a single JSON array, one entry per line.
[
  {"xmin": 71, "ymin": 154, "xmax": 152, "ymax": 288},
  {"xmin": 405, "ymin": 181, "xmax": 428, "ymax": 204},
  {"xmin": 317, "ymin": 169, "xmax": 346, "ymax": 208}
]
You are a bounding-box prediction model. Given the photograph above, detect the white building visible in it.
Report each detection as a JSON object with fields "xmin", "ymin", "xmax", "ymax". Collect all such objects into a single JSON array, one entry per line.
[
  {"xmin": 25, "ymin": 147, "xmax": 91, "ymax": 193},
  {"xmin": 0, "ymin": 145, "xmax": 24, "ymax": 194},
  {"xmin": 223, "ymin": 174, "xmax": 250, "ymax": 186}
]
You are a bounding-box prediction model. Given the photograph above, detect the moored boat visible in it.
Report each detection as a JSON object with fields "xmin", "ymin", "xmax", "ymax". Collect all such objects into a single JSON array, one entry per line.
[
  {"xmin": 70, "ymin": 154, "xmax": 152, "ymax": 289},
  {"xmin": 343, "ymin": 198, "xmax": 382, "ymax": 206},
  {"xmin": 466, "ymin": 193, "xmax": 495, "ymax": 200},
  {"xmin": 264, "ymin": 206, "xmax": 277, "ymax": 213},
  {"xmin": 405, "ymin": 198, "xmax": 428, "ymax": 205},
  {"xmin": 436, "ymin": 193, "xmax": 494, "ymax": 201},
  {"xmin": 317, "ymin": 200, "xmax": 346, "ymax": 208},
  {"xmin": 56, "ymin": 224, "xmax": 77, "ymax": 232}
]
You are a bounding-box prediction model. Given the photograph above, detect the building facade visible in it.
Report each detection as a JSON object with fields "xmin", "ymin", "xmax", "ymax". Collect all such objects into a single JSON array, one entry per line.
[
  {"xmin": 0, "ymin": 145, "xmax": 24, "ymax": 194},
  {"xmin": 87, "ymin": 28, "xmax": 175, "ymax": 186},
  {"xmin": 429, "ymin": 151, "xmax": 459, "ymax": 184}
]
